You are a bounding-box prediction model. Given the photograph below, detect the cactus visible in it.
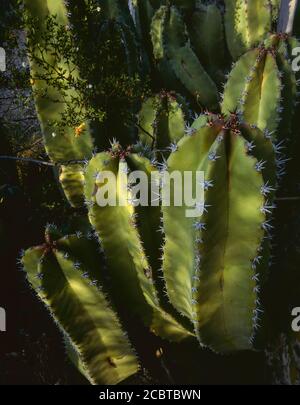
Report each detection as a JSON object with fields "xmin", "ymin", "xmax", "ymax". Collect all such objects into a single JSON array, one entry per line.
[
  {"xmin": 162, "ymin": 114, "xmax": 277, "ymax": 352},
  {"xmin": 21, "ymin": 226, "xmax": 139, "ymax": 384},
  {"xmin": 19, "ymin": 0, "xmax": 300, "ymax": 384},
  {"xmin": 222, "ymin": 33, "xmax": 298, "ymax": 137},
  {"xmin": 83, "ymin": 143, "xmax": 193, "ymax": 342},
  {"xmin": 224, "ymin": 0, "xmax": 277, "ymax": 60},
  {"xmin": 187, "ymin": 3, "xmax": 228, "ymax": 85},
  {"xmin": 23, "ymin": 0, "xmax": 95, "ymax": 207},
  {"xmin": 137, "ymin": 92, "xmax": 187, "ymax": 152}
]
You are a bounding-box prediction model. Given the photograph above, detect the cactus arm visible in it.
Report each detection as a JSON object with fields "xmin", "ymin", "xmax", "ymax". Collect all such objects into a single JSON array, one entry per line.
[
  {"xmin": 63, "ymin": 333, "xmax": 91, "ymax": 382},
  {"xmin": 242, "ymin": 53, "xmax": 282, "ymax": 134},
  {"xmin": 41, "ymin": 250, "xmax": 138, "ymax": 385},
  {"xmin": 225, "ymin": 0, "xmax": 274, "ymax": 60},
  {"xmin": 194, "ymin": 133, "xmax": 265, "ymax": 352},
  {"xmin": 162, "ymin": 126, "xmax": 221, "ymax": 320},
  {"xmin": 222, "ymin": 50, "xmax": 259, "ymax": 116},
  {"xmin": 24, "ymin": 0, "xmax": 94, "ymax": 163},
  {"xmin": 84, "ymin": 153, "xmax": 192, "ymax": 341},
  {"xmin": 126, "ymin": 153, "xmax": 192, "ymax": 337},
  {"xmin": 224, "ymin": 0, "xmax": 248, "ymax": 60},
  {"xmin": 59, "ymin": 164, "xmax": 85, "ymax": 208},
  {"xmin": 138, "ymin": 94, "xmax": 185, "ymax": 150},
  {"xmin": 22, "ymin": 245, "xmax": 88, "ymax": 380},
  {"xmin": 150, "ymin": 5, "xmax": 184, "ymax": 91},
  {"xmin": 165, "ymin": 97, "xmax": 186, "ymax": 145},
  {"xmin": 223, "ymin": 48, "xmax": 284, "ymax": 135},
  {"xmin": 188, "ymin": 4, "xmax": 226, "ymax": 84},
  {"xmin": 138, "ymin": 96, "xmax": 158, "ymax": 144},
  {"xmin": 150, "ymin": 5, "xmax": 167, "ymax": 61},
  {"xmin": 165, "ymin": 6, "xmax": 218, "ymax": 109},
  {"xmin": 135, "ymin": 0, "xmax": 156, "ymax": 55},
  {"xmin": 84, "ymin": 153, "xmax": 151, "ymax": 317},
  {"xmin": 126, "ymin": 154, "xmax": 162, "ymax": 277},
  {"xmin": 246, "ymin": 0, "xmax": 272, "ymax": 45},
  {"xmin": 22, "ymin": 246, "xmax": 46, "ymax": 293},
  {"xmin": 24, "ymin": 0, "xmax": 94, "ymax": 207},
  {"xmin": 22, "ymin": 237, "xmax": 139, "ymax": 385}
]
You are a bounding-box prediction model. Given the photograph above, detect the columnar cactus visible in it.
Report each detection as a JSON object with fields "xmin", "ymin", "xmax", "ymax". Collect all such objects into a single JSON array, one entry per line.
[
  {"xmin": 20, "ymin": 0, "xmax": 300, "ymax": 384},
  {"xmin": 22, "ymin": 226, "xmax": 139, "ymax": 384},
  {"xmin": 161, "ymin": 113, "xmax": 277, "ymax": 352},
  {"xmin": 222, "ymin": 33, "xmax": 299, "ymax": 137}
]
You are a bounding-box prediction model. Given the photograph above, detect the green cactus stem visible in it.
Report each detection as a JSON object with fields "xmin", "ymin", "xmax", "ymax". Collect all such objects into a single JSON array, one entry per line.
[
  {"xmin": 137, "ymin": 92, "xmax": 186, "ymax": 152},
  {"xmin": 222, "ymin": 34, "xmax": 298, "ymax": 137},
  {"xmin": 83, "ymin": 144, "xmax": 193, "ymax": 342},
  {"xmin": 22, "ymin": 227, "xmax": 139, "ymax": 385},
  {"xmin": 187, "ymin": 3, "xmax": 227, "ymax": 86},
  {"xmin": 224, "ymin": 0, "xmax": 276, "ymax": 60},
  {"xmin": 162, "ymin": 114, "xmax": 277, "ymax": 352}
]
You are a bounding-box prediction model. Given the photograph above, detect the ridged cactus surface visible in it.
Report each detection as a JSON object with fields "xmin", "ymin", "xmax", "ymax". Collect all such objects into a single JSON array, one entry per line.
[{"xmin": 22, "ymin": 227, "xmax": 139, "ymax": 385}]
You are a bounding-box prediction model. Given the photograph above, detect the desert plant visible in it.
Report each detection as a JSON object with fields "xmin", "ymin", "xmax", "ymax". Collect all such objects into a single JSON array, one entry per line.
[{"xmin": 17, "ymin": 0, "xmax": 300, "ymax": 384}]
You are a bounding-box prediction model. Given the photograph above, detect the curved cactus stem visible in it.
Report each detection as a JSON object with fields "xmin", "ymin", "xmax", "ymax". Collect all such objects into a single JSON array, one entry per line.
[
  {"xmin": 188, "ymin": 4, "xmax": 226, "ymax": 85},
  {"xmin": 222, "ymin": 45, "xmax": 290, "ymax": 136},
  {"xmin": 59, "ymin": 164, "xmax": 86, "ymax": 208},
  {"xmin": 22, "ymin": 234, "xmax": 140, "ymax": 385},
  {"xmin": 63, "ymin": 332, "xmax": 91, "ymax": 382},
  {"xmin": 126, "ymin": 153, "xmax": 192, "ymax": 334},
  {"xmin": 193, "ymin": 132, "xmax": 265, "ymax": 352},
  {"xmin": 164, "ymin": 6, "xmax": 219, "ymax": 109},
  {"xmin": 162, "ymin": 125, "xmax": 221, "ymax": 321},
  {"xmin": 151, "ymin": 5, "xmax": 167, "ymax": 61},
  {"xmin": 135, "ymin": 0, "xmax": 158, "ymax": 59},
  {"xmin": 84, "ymin": 152, "xmax": 192, "ymax": 342},
  {"xmin": 242, "ymin": 52, "xmax": 281, "ymax": 134},
  {"xmin": 225, "ymin": 0, "xmax": 274, "ymax": 60},
  {"xmin": 24, "ymin": 0, "xmax": 94, "ymax": 163},
  {"xmin": 162, "ymin": 119, "xmax": 277, "ymax": 352},
  {"xmin": 138, "ymin": 94, "xmax": 185, "ymax": 151},
  {"xmin": 138, "ymin": 96, "xmax": 158, "ymax": 144},
  {"xmin": 126, "ymin": 154, "xmax": 162, "ymax": 277},
  {"xmin": 150, "ymin": 5, "xmax": 184, "ymax": 91},
  {"xmin": 224, "ymin": 0, "xmax": 248, "ymax": 60},
  {"xmin": 22, "ymin": 246, "xmax": 46, "ymax": 293},
  {"xmin": 84, "ymin": 153, "xmax": 150, "ymax": 318},
  {"xmin": 222, "ymin": 50, "xmax": 259, "ymax": 116},
  {"xmin": 246, "ymin": 1, "xmax": 273, "ymax": 44}
]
